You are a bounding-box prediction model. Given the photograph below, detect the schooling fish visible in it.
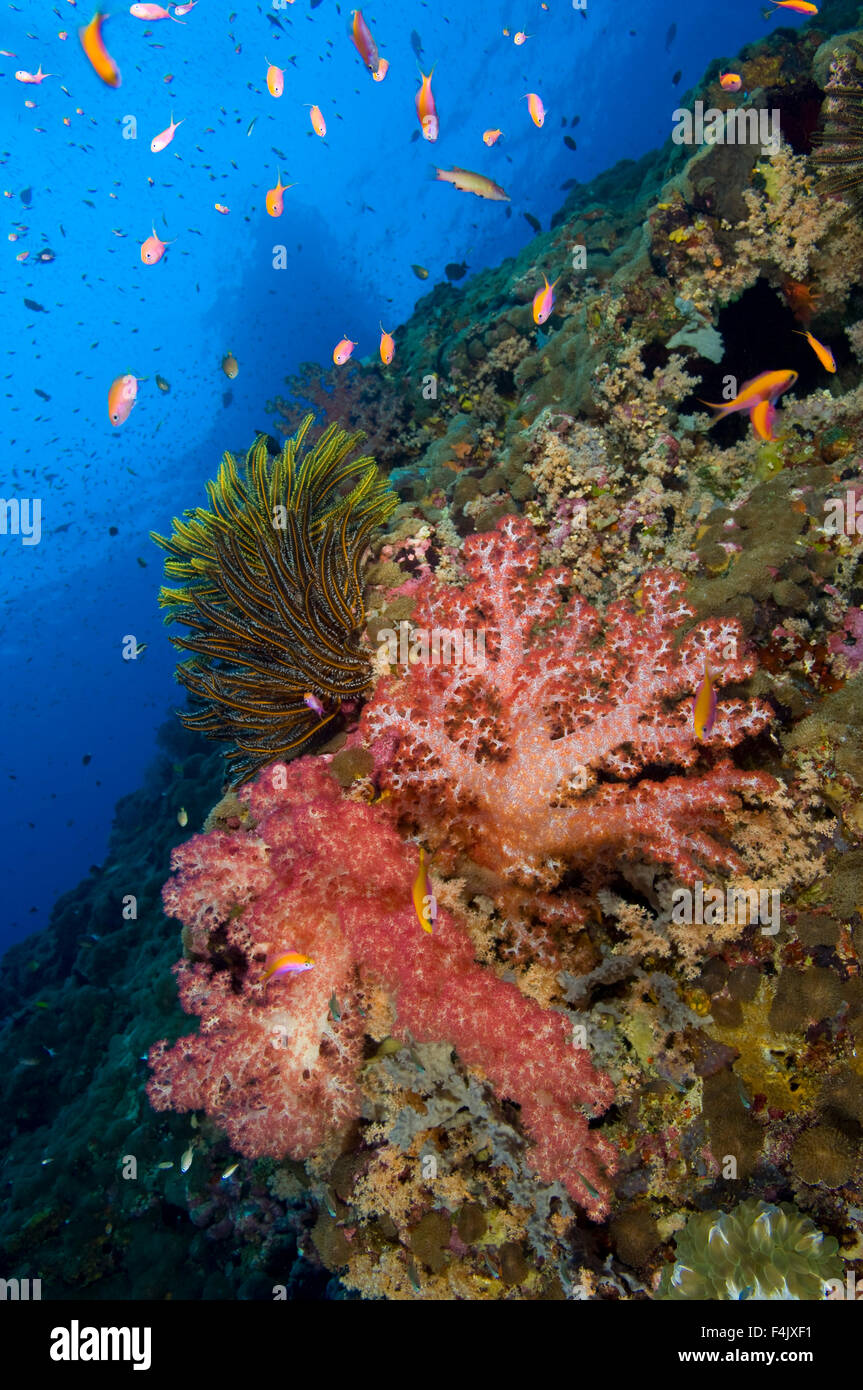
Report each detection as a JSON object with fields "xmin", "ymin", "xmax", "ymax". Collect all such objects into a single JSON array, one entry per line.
[
  {"xmin": 23, "ymin": 298, "xmax": 48, "ymax": 312},
  {"xmin": 351, "ymin": 9, "xmax": 381, "ymax": 75},
  {"xmin": 416, "ymin": 68, "xmax": 438, "ymax": 142},
  {"xmin": 307, "ymin": 104, "xmax": 326, "ymax": 137},
  {"xmin": 155, "ymin": 373, "xmax": 170, "ymax": 392},
  {"xmin": 140, "ymin": 226, "xmax": 174, "ymax": 263},
  {"xmin": 150, "ymin": 112, "xmax": 183, "ymax": 153},
  {"xmin": 333, "ymin": 336, "xmax": 357, "ymax": 365},
  {"xmin": 719, "ymin": 72, "xmax": 742, "ymax": 91},
  {"xmin": 266, "ymin": 61, "xmax": 284, "ymax": 98},
  {"xmin": 412, "ymin": 847, "xmax": 436, "ymax": 934},
  {"xmin": 15, "ymin": 66, "xmax": 55, "ymax": 84},
  {"xmin": 129, "ymin": 4, "xmax": 186, "ymax": 23},
  {"xmin": 379, "ymin": 324, "xmax": 395, "ymax": 364},
  {"xmin": 524, "ymin": 93, "xmax": 545, "ymax": 127},
  {"xmin": 445, "ymin": 261, "xmax": 468, "ymax": 281},
  {"xmin": 221, "ymin": 352, "xmax": 239, "ymax": 378},
  {"xmin": 794, "ymin": 330, "xmax": 836, "ymax": 372},
  {"xmin": 523, "ymin": 211, "xmax": 542, "ymax": 233},
  {"xmin": 410, "ymin": 29, "xmax": 424, "ymax": 61},
  {"xmin": 108, "ymin": 373, "xmax": 141, "ymax": 426},
  {"xmin": 533, "ymin": 273, "xmax": 558, "ymax": 325},
  {"xmin": 434, "ymin": 166, "xmax": 510, "ymax": 201},
  {"xmin": 265, "ymin": 169, "xmax": 294, "ymax": 217},
  {"xmin": 411, "ymin": 263, "xmax": 429, "ymax": 279},
  {"xmin": 482, "ymin": 128, "xmax": 502, "ymax": 146},
  {"xmin": 372, "ymin": 58, "xmax": 389, "ymax": 82},
  {"xmin": 264, "ymin": 952, "xmax": 315, "ymax": 980},
  {"xmin": 768, "ymin": 0, "xmax": 818, "ymax": 12},
  {"xmin": 693, "ymin": 662, "xmax": 718, "ymax": 740},
  {"xmin": 700, "ymin": 369, "xmax": 797, "ymax": 441}
]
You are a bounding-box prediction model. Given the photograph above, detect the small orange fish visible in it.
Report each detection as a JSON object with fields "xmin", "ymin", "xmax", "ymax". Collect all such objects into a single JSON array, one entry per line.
[
  {"xmin": 351, "ymin": 8, "xmax": 381, "ymax": 75},
  {"xmin": 372, "ymin": 57, "xmax": 389, "ymax": 82},
  {"xmin": 266, "ymin": 60, "xmax": 284, "ymax": 98},
  {"xmin": 525, "ymin": 92, "xmax": 545, "ymax": 127},
  {"xmin": 379, "ymin": 323, "xmax": 395, "ymax": 365},
  {"xmin": 307, "ymin": 103, "xmax": 326, "ymax": 137},
  {"xmin": 769, "ymin": 0, "xmax": 818, "ymax": 12},
  {"xmin": 700, "ymin": 369, "xmax": 797, "ymax": 440},
  {"xmin": 79, "ymin": 12, "xmax": 121, "ymax": 88},
  {"xmin": 719, "ymin": 72, "xmax": 742, "ymax": 91},
  {"xmin": 693, "ymin": 661, "xmax": 717, "ymax": 740},
  {"xmin": 532, "ymin": 273, "xmax": 558, "ymax": 325},
  {"xmin": 412, "ymin": 847, "xmax": 436, "ymax": 934},
  {"xmin": 483, "ymin": 128, "xmax": 502, "ymax": 146},
  {"xmin": 263, "ymin": 952, "xmax": 315, "ymax": 980},
  {"xmin": 333, "ymin": 336, "xmax": 357, "ymax": 365},
  {"xmin": 108, "ymin": 373, "xmax": 141, "ymax": 427},
  {"xmin": 150, "ymin": 111, "xmax": 183, "ymax": 153},
  {"xmin": 15, "ymin": 66, "xmax": 55, "ymax": 84},
  {"xmin": 265, "ymin": 169, "xmax": 294, "ymax": 217},
  {"xmin": 221, "ymin": 352, "xmax": 239, "ymax": 379},
  {"xmin": 794, "ymin": 330, "xmax": 836, "ymax": 373},
  {"xmin": 140, "ymin": 226, "xmax": 174, "ymax": 264},
  {"xmin": 513, "ymin": 31, "xmax": 531, "ymax": 44},
  {"xmin": 214, "ymin": 202, "xmax": 230, "ymax": 214},
  {"xmin": 416, "ymin": 68, "xmax": 438, "ymax": 142},
  {"xmin": 750, "ymin": 398, "xmax": 776, "ymax": 441}
]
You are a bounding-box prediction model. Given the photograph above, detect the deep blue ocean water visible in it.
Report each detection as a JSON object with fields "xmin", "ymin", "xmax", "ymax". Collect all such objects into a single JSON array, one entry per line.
[{"xmin": 0, "ymin": 0, "xmax": 800, "ymax": 950}]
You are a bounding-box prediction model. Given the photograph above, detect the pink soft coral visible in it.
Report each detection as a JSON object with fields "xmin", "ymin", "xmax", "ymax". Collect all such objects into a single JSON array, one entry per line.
[
  {"xmin": 148, "ymin": 759, "xmax": 615, "ymax": 1218},
  {"xmin": 361, "ymin": 515, "xmax": 775, "ymax": 919}
]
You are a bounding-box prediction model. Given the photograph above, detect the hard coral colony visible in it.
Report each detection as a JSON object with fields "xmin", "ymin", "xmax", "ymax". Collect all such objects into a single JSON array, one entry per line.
[{"xmin": 12, "ymin": 0, "xmax": 860, "ymax": 1311}]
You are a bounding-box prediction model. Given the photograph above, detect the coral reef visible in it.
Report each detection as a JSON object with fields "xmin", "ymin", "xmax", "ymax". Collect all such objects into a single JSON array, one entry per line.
[
  {"xmin": 658, "ymin": 1199, "xmax": 843, "ymax": 1300},
  {"xmin": 147, "ymin": 758, "xmax": 616, "ymax": 1219},
  {"xmin": 361, "ymin": 514, "xmax": 775, "ymax": 920},
  {"xmin": 152, "ymin": 417, "xmax": 397, "ymax": 783}
]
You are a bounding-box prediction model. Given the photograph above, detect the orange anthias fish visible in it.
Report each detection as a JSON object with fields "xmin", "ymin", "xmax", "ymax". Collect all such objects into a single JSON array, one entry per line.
[
  {"xmin": 769, "ymin": 0, "xmax": 818, "ymax": 13},
  {"xmin": 525, "ymin": 92, "xmax": 546, "ymax": 127},
  {"xmin": 693, "ymin": 662, "xmax": 718, "ymax": 740},
  {"xmin": 15, "ymin": 66, "xmax": 55, "ymax": 84},
  {"xmin": 266, "ymin": 61, "xmax": 284, "ymax": 98},
  {"xmin": 533, "ymin": 273, "xmax": 558, "ymax": 325},
  {"xmin": 79, "ymin": 13, "xmax": 121, "ymax": 88},
  {"xmin": 483, "ymin": 128, "xmax": 502, "ymax": 146},
  {"xmin": 351, "ymin": 8, "xmax": 381, "ymax": 75},
  {"xmin": 333, "ymin": 337, "xmax": 357, "ymax": 365},
  {"xmin": 416, "ymin": 68, "xmax": 438, "ymax": 142},
  {"xmin": 372, "ymin": 57, "xmax": 389, "ymax": 83},
  {"xmin": 150, "ymin": 112, "xmax": 183, "ymax": 153},
  {"xmin": 266, "ymin": 169, "xmax": 294, "ymax": 217},
  {"xmin": 108, "ymin": 373, "xmax": 141, "ymax": 426},
  {"xmin": 307, "ymin": 104, "xmax": 326, "ymax": 137},
  {"xmin": 412, "ymin": 847, "xmax": 437, "ymax": 934},
  {"xmin": 434, "ymin": 166, "xmax": 510, "ymax": 201},
  {"xmin": 379, "ymin": 324, "xmax": 395, "ymax": 365},
  {"xmin": 214, "ymin": 203, "xmax": 230, "ymax": 214},
  {"xmin": 263, "ymin": 952, "xmax": 315, "ymax": 980},
  {"xmin": 700, "ymin": 369, "xmax": 797, "ymax": 441},
  {"xmin": 719, "ymin": 72, "xmax": 742, "ymax": 91},
  {"xmin": 795, "ymin": 330, "xmax": 836, "ymax": 373},
  {"xmin": 141, "ymin": 226, "xmax": 174, "ymax": 264}
]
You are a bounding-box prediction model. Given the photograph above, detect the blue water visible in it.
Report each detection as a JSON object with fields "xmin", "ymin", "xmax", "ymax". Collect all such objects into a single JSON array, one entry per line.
[{"xmin": 0, "ymin": 0, "xmax": 800, "ymax": 948}]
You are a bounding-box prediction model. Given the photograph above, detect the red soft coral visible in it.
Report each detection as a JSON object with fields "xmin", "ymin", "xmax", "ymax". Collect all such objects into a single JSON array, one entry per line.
[
  {"xmin": 148, "ymin": 759, "xmax": 615, "ymax": 1218},
  {"xmin": 361, "ymin": 515, "xmax": 776, "ymax": 918}
]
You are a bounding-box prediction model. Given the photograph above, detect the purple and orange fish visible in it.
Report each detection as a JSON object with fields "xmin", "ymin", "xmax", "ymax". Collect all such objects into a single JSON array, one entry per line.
[{"xmin": 700, "ymin": 369, "xmax": 797, "ymax": 441}]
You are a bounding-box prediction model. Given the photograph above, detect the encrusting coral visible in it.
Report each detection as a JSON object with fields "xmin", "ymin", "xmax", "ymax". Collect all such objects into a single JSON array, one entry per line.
[
  {"xmin": 147, "ymin": 758, "xmax": 616, "ymax": 1220},
  {"xmin": 151, "ymin": 416, "xmax": 397, "ymax": 783}
]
